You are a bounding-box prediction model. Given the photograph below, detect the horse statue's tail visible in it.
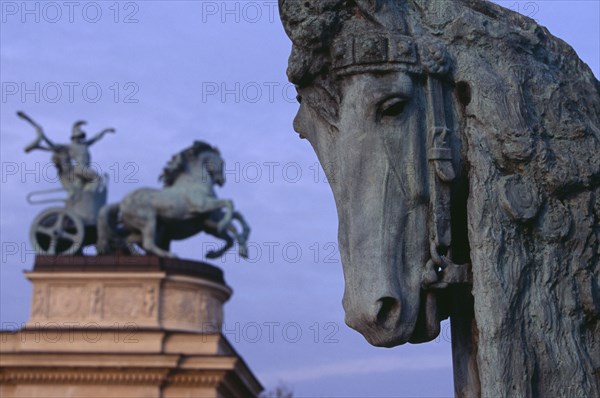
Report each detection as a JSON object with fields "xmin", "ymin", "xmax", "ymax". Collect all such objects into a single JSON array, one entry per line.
[{"xmin": 96, "ymin": 203, "xmax": 121, "ymax": 254}]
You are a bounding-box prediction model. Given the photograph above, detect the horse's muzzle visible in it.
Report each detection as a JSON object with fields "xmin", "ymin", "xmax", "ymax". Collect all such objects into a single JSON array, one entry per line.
[{"xmin": 344, "ymin": 294, "xmax": 408, "ymax": 347}]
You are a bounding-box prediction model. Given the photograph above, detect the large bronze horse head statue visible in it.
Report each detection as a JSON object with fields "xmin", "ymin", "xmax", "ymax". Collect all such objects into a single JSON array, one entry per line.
[{"xmin": 280, "ymin": 0, "xmax": 599, "ymax": 396}]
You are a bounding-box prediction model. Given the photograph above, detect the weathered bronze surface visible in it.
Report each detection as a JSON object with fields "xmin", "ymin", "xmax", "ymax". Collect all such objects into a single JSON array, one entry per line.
[{"xmin": 279, "ymin": 1, "xmax": 599, "ymax": 396}]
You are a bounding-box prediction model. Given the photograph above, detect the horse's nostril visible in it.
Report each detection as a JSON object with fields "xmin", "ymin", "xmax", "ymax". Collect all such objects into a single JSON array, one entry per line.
[{"xmin": 376, "ymin": 296, "xmax": 400, "ymax": 325}]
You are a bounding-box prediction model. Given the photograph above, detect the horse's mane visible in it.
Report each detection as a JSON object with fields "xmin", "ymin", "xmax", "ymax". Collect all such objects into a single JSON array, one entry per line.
[
  {"xmin": 410, "ymin": 0, "xmax": 600, "ymax": 188},
  {"xmin": 416, "ymin": 3, "xmax": 600, "ymax": 393},
  {"xmin": 159, "ymin": 140, "xmax": 220, "ymax": 186}
]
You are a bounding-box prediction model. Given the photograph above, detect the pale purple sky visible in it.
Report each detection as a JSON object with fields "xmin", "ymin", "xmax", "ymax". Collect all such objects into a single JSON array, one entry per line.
[{"xmin": 1, "ymin": 1, "xmax": 598, "ymax": 396}]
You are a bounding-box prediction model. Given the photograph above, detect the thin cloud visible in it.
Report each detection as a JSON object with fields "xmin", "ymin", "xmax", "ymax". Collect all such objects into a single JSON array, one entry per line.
[{"xmin": 262, "ymin": 355, "xmax": 451, "ymax": 384}]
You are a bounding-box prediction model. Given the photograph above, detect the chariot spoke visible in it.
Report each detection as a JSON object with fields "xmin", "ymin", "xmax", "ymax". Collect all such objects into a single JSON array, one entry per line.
[
  {"xmin": 60, "ymin": 231, "xmax": 79, "ymax": 242},
  {"xmin": 47, "ymin": 238, "xmax": 57, "ymax": 255},
  {"xmin": 54, "ymin": 212, "xmax": 65, "ymax": 228},
  {"xmin": 36, "ymin": 227, "xmax": 55, "ymax": 236}
]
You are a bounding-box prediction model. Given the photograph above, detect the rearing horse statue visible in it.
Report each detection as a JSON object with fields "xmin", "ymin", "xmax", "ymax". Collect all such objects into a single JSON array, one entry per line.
[
  {"xmin": 280, "ymin": 1, "xmax": 599, "ymax": 396},
  {"xmin": 97, "ymin": 141, "xmax": 250, "ymax": 259}
]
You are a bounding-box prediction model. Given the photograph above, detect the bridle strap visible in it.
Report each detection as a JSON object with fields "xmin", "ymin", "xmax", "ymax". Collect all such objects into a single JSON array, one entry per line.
[
  {"xmin": 426, "ymin": 77, "xmax": 455, "ymax": 249},
  {"xmin": 422, "ymin": 76, "xmax": 472, "ymax": 290}
]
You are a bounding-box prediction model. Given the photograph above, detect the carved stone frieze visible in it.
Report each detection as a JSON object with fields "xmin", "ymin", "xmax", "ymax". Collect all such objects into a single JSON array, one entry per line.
[
  {"xmin": 104, "ymin": 284, "xmax": 144, "ymax": 319},
  {"xmin": 25, "ymin": 261, "xmax": 230, "ymax": 332},
  {"xmin": 48, "ymin": 285, "xmax": 86, "ymax": 318},
  {"xmin": 30, "ymin": 285, "xmax": 47, "ymax": 318},
  {"xmin": 160, "ymin": 277, "xmax": 229, "ymax": 331}
]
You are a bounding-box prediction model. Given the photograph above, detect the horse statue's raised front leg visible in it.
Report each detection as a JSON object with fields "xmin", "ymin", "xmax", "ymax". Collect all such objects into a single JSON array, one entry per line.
[
  {"xmin": 201, "ymin": 210, "xmax": 250, "ymax": 259},
  {"xmin": 196, "ymin": 198, "xmax": 234, "ymax": 233},
  {"xmin": 214, "ymin": 218, "xmax": 250, "ymax": 258},
  {"xmin": 217, "ymin": 199, "xmax": 233, "ymax": 232},
  {"xmin": 230, "ymin": 211, "xmax": 250, "ymax": 258},
  {"xmin": 206, "ymin": 232, "xmax": 234, "ymax": 259}
]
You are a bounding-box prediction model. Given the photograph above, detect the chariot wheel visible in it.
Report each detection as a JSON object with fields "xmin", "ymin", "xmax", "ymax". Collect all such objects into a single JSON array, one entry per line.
[{"xmin": 30, "ymin": 208, "xmax": 85, "ymax": 255}]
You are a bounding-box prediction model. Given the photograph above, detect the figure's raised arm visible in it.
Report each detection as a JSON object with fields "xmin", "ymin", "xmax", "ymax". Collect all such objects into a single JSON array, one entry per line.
[
  {"xmin": 18, "ymin": 111, "xmax": 56, "ymax": 152},
  {"xmin": 85, "ymin": 127, "xmax": 115, "ymax": 146}
]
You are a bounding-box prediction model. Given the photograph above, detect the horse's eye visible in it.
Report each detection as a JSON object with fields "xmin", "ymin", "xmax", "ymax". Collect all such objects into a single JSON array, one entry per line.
[{"xmin": 379, "ymin": 97, "xmax": 407, "ymax": 118}]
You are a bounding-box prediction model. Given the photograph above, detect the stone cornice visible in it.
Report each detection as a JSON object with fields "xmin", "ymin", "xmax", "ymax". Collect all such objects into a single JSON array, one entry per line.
[
  {"xmin": 0, "ymin": 353, "xmax": 181, "ymax": 368},
  {"xmin": 167, "ymin": 371, "xmax": 226, "ymax": 387},
  {"xmin": 0, "ymin": 352, "xmax": 260, "ymax": 391},
  {"xmin": 25, "ymin": 271, "xmax": 166, "ymax": 280},
  {"xmin": 0, "ymin": 368, "xmax": 169, "ymax": 385},
  {"xmin": 33, "ymin": 255, "xmax": 226, "ymax": 285},
  {"xmin": 0, "ymin": 367, "xmax": 229, "ymax": 387}
]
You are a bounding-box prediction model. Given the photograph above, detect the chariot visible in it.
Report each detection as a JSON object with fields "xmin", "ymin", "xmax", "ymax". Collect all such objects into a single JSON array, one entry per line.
[{"xmin": 28, "ymin": 175, "xmax": 108, "ymax": 255}]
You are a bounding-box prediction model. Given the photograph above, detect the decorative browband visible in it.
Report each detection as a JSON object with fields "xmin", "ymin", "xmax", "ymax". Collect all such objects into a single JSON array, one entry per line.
[{"xmin": 332, "ymin": 33, "xmax": 423, "ymax": 76}]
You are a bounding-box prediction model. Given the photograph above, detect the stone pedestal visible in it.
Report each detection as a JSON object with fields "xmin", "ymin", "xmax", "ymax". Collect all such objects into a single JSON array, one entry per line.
[{"xmin": 0, "ymin": 256, "xmax": 263, "ymax": 398}]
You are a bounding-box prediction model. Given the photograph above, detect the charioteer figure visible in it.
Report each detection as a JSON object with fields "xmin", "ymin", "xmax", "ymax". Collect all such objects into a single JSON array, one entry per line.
[
  {"xmin": 20, "ymin": 111, "xmax": 115, "ymax": 196},
  {"xmin": 19, "ymin": 111, "xmax": 113, "ymax": 255}
]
